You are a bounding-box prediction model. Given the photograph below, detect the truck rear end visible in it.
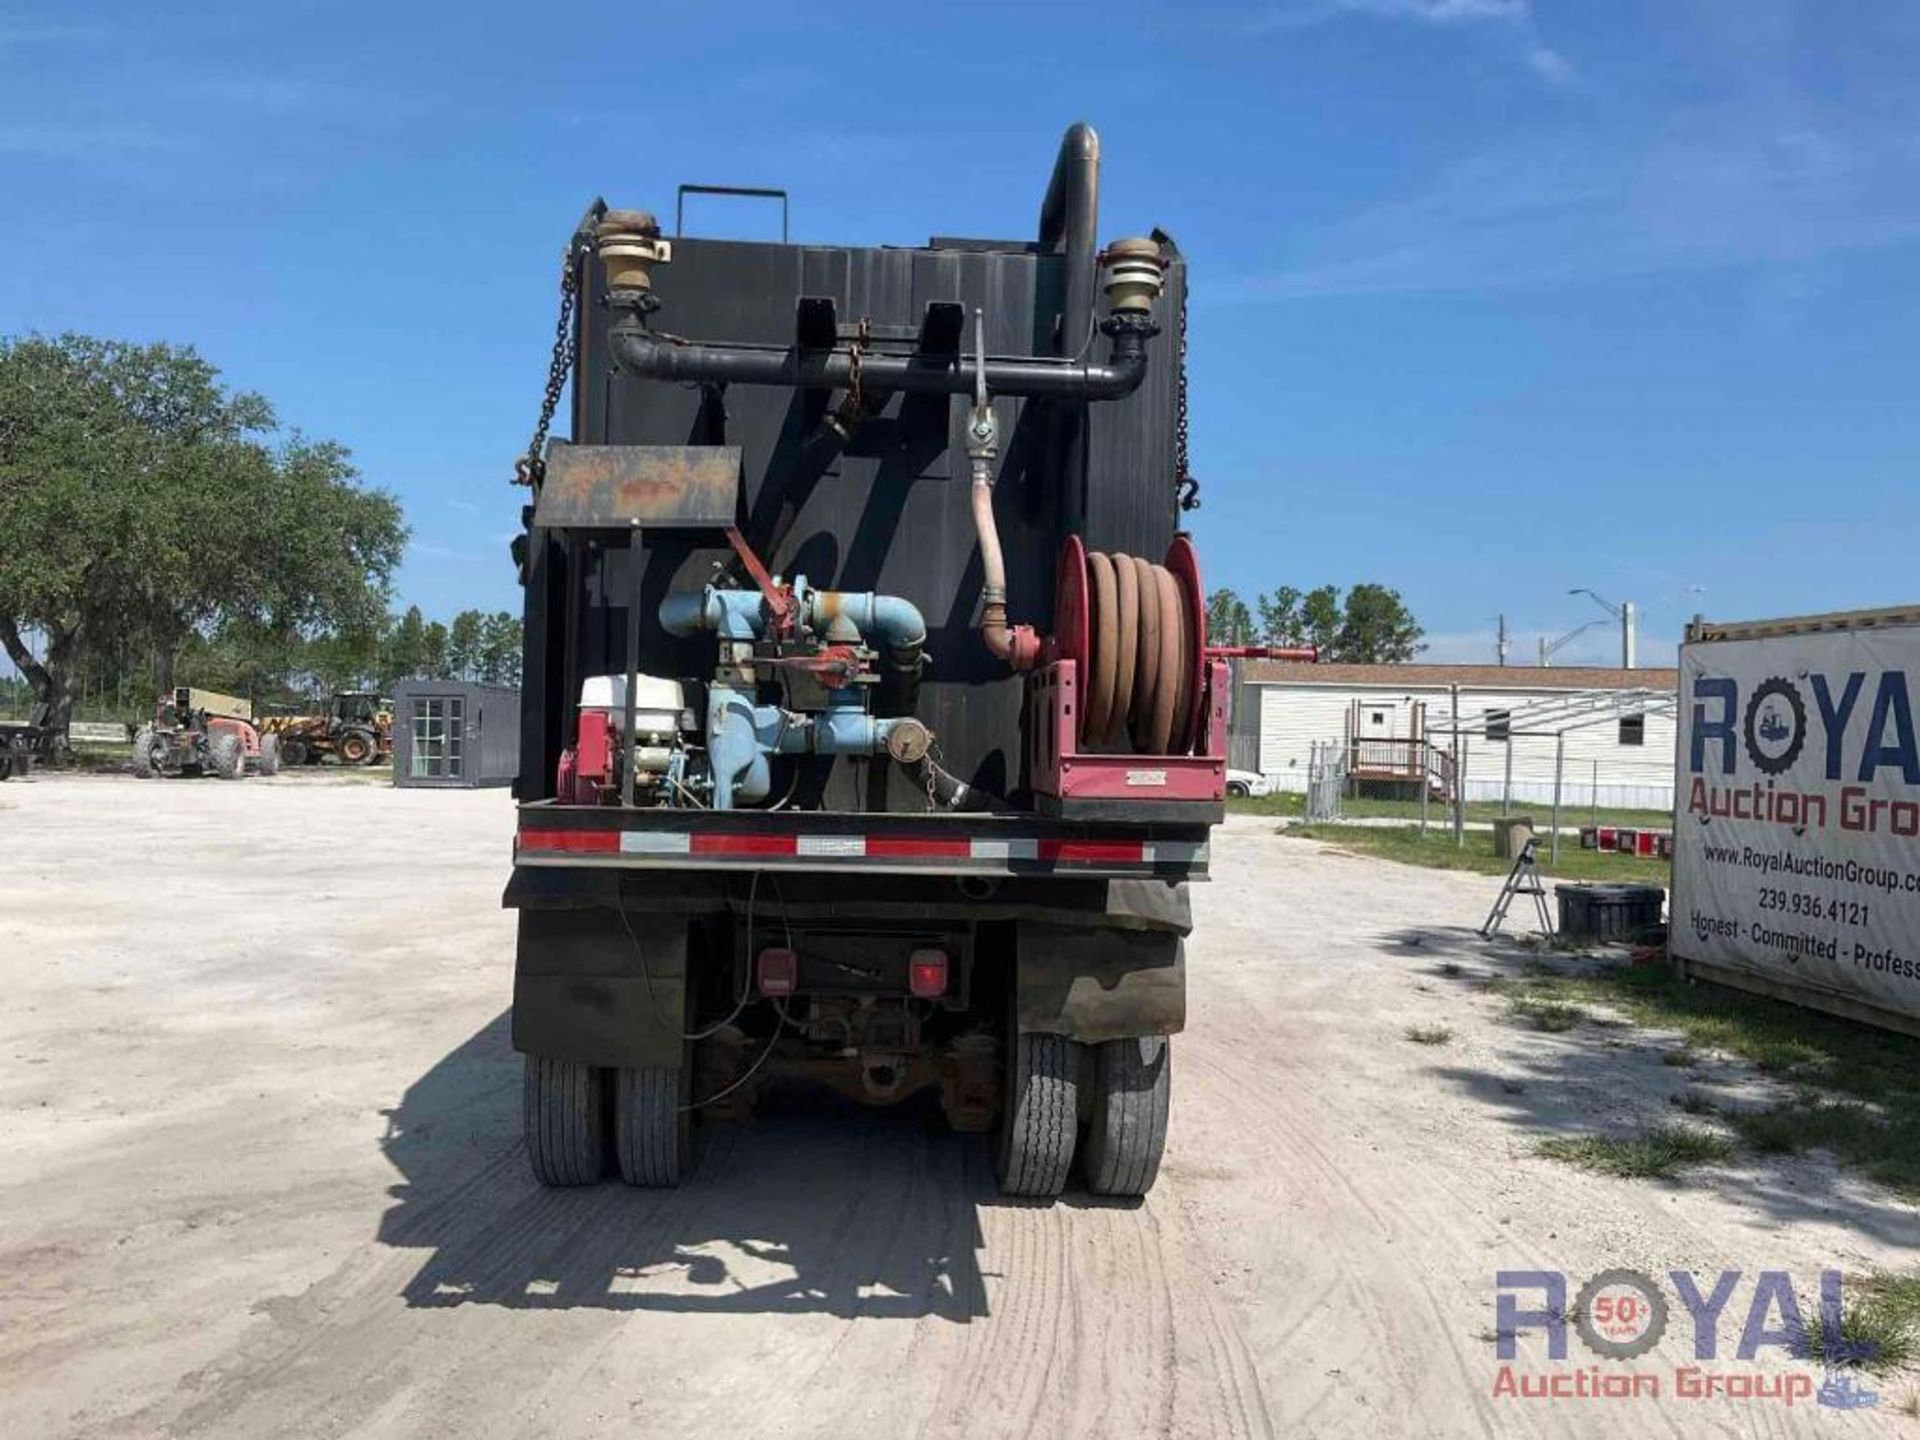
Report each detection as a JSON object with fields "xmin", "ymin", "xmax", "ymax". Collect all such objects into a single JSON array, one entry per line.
[{"xmin": 507, "ymin": 124, "xmax": 1249, "ymax": 1198}]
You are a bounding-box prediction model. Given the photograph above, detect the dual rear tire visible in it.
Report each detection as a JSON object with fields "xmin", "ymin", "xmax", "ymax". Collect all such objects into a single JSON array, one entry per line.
[
  {"xmin": 994, "ymin": 1032, "xmax": 1171, "ymax": 1199},
  {"xmin": 524, "ymin": 1032, "xmax": 1171, "ymax": 1198},
  {"xmin": 523, "ymin": 1057, "xmax": 686, "ymax": 1188}
]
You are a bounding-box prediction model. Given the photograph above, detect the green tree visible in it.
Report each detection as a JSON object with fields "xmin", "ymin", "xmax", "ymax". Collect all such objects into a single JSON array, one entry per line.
[
  {"xmin": 478, "ymin": 611, "xmax": 523, "ymax": 685},
  {"xmin": 1257, "ymin": 586, "xmax": 1304, "ymax": 648},
  {"xmin": 447, "ymin": 609, "xmax": 485, "ymax": 680},
  {"xmin": 1334, "ymin": 582, "xmax": 1426, "ymax": 663},
  {"xmin": 300, "ymin": 626, "xmax": 383, "ymax": 696},
  {"xmin": 422, "ymin": 620, "xmax": 450, "ymax": 680},
  {"xmin": 0, "ymin": 335, "xmax": 405, "ymax": 735},
  {"xmin": 1301, "ymin": 585, "xmax": 1343, "ymax": 657},
  {"xmin": 381, "ymin": 606, "xmax": 430, "ymax": 688},
  {"xmin": 1205, "ymin": 587, "xmax": 1255, "ymax": 646}
]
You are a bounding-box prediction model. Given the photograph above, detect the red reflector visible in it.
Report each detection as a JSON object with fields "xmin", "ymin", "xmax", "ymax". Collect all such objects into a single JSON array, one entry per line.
[
  {"xmin": 1037, "ymin": 839, "xmax": 1142, "ymax": 864},
  {"xmin": 866, "ymin": 836, "xmax": 971, "ymax": 859},
  {"xmin": 519, "ymin": 828, "xmax": 619, "ymax": 854},
  {"xmin": 693, "ymin": 833, "xmax": 795, "ymax": 857},
  {"xmin": 908, "ymin": 948, "xmax": 949, "ymax": 999},
  {"xmin": 757, "ymin": 946, "xmax": 798, "ymax": 997}
]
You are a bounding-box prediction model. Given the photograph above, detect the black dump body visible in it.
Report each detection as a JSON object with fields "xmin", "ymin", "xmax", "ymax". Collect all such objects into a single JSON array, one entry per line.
[{"xmin": 519, "ymin": 169, "xmax": 1185, "ymax": 811}]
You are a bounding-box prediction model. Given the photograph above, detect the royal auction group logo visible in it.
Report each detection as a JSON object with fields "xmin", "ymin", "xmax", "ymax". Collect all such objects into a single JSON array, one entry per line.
[
  {"xmin": 1493, "ymin": 1268, "xmax": 1879, "ymax": 1410},
  {"xmin": 1687, "ymin": 667, "xmax": 1920, "ymax": 837}
]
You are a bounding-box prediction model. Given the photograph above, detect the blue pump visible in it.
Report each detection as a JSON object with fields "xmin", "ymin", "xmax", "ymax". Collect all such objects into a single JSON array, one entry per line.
[{"xmin": 661, "ymin": 577, "xmax": 928, "ymax": 809}]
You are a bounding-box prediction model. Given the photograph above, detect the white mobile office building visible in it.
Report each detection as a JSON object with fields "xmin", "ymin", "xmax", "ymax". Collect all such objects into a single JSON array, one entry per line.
[{"xmin": 1234, "ymin": 662, "xmax": 1679, "ymax": 811}]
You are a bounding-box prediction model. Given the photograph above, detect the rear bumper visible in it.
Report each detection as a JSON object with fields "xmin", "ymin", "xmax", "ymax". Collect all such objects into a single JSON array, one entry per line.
[{"xmin": 513, "ymin": 803, "xmax": 1211, "ymax": 881}]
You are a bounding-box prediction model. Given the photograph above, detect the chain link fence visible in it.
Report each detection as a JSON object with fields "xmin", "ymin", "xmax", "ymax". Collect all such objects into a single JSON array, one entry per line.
[{"xmin": 1305, "ymin": 741, "xmax": 1346, "ymax": 822}]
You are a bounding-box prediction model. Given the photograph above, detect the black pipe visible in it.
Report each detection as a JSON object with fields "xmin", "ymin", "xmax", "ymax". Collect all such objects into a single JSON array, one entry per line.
[
  {"xmin": 608, "ymin": 321, "xmax": 1153, "ymax": 401},
  {"xmin": 1038, "ymin": 122, "xmax": 1100, "ymax": 359}
]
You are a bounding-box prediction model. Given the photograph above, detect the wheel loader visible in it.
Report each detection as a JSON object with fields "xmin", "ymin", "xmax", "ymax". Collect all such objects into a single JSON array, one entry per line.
[{"xmin": 257, "ymin": 691, "xmax": 392, "ymax": 766}]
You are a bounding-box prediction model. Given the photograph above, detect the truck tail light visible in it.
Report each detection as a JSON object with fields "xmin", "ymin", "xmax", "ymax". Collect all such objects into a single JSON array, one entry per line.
[
  {"xmin": 908, "ymin": 948, "xmax": 949, "ymax": 999},
  {"xmin": 757, "ymin": 947, "xmax": 798, "ymax": 997}
]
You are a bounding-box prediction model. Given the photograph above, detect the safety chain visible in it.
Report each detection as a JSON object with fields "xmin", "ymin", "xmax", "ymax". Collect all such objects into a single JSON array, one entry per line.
[
  {"xmin": 922, "ymin": 738, "xmax": 947, "ymax": 812},
  {"xmin": 827, "ymin": 317, "xmax": 872, "ymax": 439},
  {"xmin": 512, "ymin": 247, "xmax": 580, "ymax": 488},
  {"xmin": 1175, "ymin": 270, "xmax": 1201, "ymax": 512}
]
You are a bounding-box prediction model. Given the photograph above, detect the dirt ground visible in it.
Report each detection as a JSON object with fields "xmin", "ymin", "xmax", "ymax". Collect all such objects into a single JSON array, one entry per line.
[{"xmin": 2, "ymin": 778, "xmax": 1916, "ymax": 1439}]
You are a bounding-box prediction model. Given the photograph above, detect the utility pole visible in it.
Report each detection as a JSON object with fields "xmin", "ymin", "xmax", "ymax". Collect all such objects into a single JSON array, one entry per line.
[{"xmin": 1496, "ymin": 614, "xmax": 1509, "ymax": 667}]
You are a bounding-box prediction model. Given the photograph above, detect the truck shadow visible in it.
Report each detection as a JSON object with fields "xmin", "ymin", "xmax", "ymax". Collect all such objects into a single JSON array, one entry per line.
[{"xmin": 376, "ymin": 1011, "xmax": 1000, "ymax": 1319}]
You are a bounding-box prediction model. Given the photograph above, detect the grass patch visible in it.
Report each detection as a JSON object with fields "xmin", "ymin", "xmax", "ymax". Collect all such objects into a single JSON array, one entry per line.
[
  {"xmin": 1496, "ymin": 965, "xmax": 1920, "ymax": 1107},
  {"xmin": 1670, "ymin": 1091, "xmax": 1717, "ymax": 1116},
  {"xmin": 1491, "ymin": 963, "xmax": 1920, "ymax": 1199},
  {"xmin": 1536, "ymin": 1125, "xmax": 1734, "ymax": 1179},
  {"xmin": 1229, "ymin": 790, "xmax": 1672, "ymax": 830},
  {"xmin": 1725, "ymin": 1101, "xmax": 1920, "ymax": 1199},
  {"xmin": 1795, "ymin": 1273, "xmax": 1920, "ymax": 1374},
  {"xmin": 1284, "ymin": 823, "xmax": 1670, "ymax": 888},
  {"xmin": 1507, "ymin": 996, "xmax": 1587, "ymax": 1033},
  {"xmin": 1405, "ymin": 1025, "xmax": 1454, "ymax": 1046}
]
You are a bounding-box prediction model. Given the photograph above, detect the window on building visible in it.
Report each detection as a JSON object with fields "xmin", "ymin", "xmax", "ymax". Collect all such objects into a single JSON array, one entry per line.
[
  {"xmin": 1370, "ymin": 710, "xmax": 1386, "ymax": 726},
  {"xmin": 1619, "ymin": 713, "xmax": 1645, "ymax": 747},
  {"xmin": 1484, "ymin": 709, "xmax": 1511, "ymax": 743},
  {"xmin": 410, "ymin": 696, "xmax": 466, "ymax": 778}
]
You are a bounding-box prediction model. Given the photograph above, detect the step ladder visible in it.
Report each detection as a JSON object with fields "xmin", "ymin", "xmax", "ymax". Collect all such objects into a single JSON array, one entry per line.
[{"xmin": 1480, "ymin": 834, "xmax": 1554, "ymax": 938}]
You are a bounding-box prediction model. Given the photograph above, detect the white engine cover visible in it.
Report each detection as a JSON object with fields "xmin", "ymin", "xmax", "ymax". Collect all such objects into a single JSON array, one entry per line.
[{"xmin": 580, "ymin": 673, "xmax": 691, "ymax": 742}]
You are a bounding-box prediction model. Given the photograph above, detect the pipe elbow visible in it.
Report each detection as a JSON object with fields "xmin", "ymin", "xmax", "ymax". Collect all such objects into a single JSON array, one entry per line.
[
  {"xmin": 1080, "ymin": 349, "xmax": 1147, "ymax": 400},
  {"xmin": 609, "ymin": 326, "xmax": 652, "ymax": 375},
  {"xmin": 866, "ymin": 594, "xmax": 927, "ymax": 651},
  {"xmin": 981, "ymin": 605, "xmax": 1043, "ymax": 671},
  {"xmin": 810, "ymin": 591, "xmax": 926, "ymax": 652},
  {"xmin": 610, "ymin": 326, "xmax": 702, "ymax": 386}
]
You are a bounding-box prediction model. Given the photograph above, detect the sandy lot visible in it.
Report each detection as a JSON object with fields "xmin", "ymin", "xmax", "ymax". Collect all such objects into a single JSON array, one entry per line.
[{"xmin": 1, "ymin": 777, "xmax": 1915, "ymax": 1439}]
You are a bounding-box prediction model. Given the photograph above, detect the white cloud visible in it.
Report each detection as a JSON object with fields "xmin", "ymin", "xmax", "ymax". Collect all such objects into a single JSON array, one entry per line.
[
  {"xmin": 1340, "ymin": 0, "xmax": 1527, "ymax": 20},
  {"xmin": 1225, "ymin": 5, "xmax": 1920, "ymax": 301},
  {"xmin": 1230, "ymin": 93, "xmax": 1920, "ymax": 300},
  {"xmin": 1252, "ymin": 0, "xmax": 1574, "ymax": 85},
  {"xmin": 0, "ymin": 121, "xmax": 179, "ymax": 161}
]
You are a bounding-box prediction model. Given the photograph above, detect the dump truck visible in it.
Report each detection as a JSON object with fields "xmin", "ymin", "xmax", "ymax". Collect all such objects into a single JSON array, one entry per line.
[
  {"xmin": 506, "ymin": 124, "xmax": 1275, "ymax": 1199},
  {"xmin": 132, "ymin": 687, "xmax": 279, "ymax": 779}
]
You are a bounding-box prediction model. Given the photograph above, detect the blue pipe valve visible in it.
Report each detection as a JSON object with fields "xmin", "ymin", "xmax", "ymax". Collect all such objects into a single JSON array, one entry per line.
[{"xmin": 659, "ymin": 576, "xmax": 929, "ymax": 809}]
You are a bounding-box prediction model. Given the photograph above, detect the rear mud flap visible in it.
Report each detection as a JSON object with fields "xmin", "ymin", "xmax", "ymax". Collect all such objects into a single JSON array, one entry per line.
[
  {"xmin": 512, "ymin": 908, "xmax": 687, "ymax": 1069},
  {"xmin": 1014, "ymin": 922, "xmax": 1185, "ymax": 1042}
]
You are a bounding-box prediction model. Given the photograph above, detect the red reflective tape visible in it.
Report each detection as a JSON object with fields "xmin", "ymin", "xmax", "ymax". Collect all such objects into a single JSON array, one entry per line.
[
  {"xmin": 1037, "ymin": 840, "xmax": 1145, "ymax": 864},
  {"xmin": 866, "ymin": 836, "xmax": 972, "ymax": 859},
  {"xmin": 519, "ymin": 828, "xmax": 619, "ymax": 854},
  {"xmin": 691, "ymin": 833, "xmax": 797, "ymax": 857}
]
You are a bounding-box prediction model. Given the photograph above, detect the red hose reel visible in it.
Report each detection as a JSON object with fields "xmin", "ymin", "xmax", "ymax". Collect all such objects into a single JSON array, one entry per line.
[
  {"xmin": 1051, "ymin": 534, "xmax": 1208, "ymax": 756},
  {"xmin": 1030, "ymin": 533, "xmax": 1227, "ymax": 811}
]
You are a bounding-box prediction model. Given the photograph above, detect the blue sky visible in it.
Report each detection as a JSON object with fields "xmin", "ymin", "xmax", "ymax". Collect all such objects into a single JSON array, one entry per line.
[{"xmin": 4, "ymin": 0, "xmax": 1917, "ymax": 667}]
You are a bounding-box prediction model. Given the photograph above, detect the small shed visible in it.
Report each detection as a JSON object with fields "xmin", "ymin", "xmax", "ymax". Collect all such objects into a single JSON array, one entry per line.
[{"xmin": 391, "ymin": 681, "xmax": 520, "ymax": 789}]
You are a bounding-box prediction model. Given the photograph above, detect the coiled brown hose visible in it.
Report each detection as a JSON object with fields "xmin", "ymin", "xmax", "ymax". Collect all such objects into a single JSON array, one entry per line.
[{"xmin": 1080, "ymin": 550, "xmax": 1198, "ymax": 755}]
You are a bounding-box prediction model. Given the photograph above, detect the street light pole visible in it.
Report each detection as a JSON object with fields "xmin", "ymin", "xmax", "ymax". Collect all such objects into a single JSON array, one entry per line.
[{"xmin": 1568, "ymin": 588, "xmax": 1637, "ymax": 669}]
